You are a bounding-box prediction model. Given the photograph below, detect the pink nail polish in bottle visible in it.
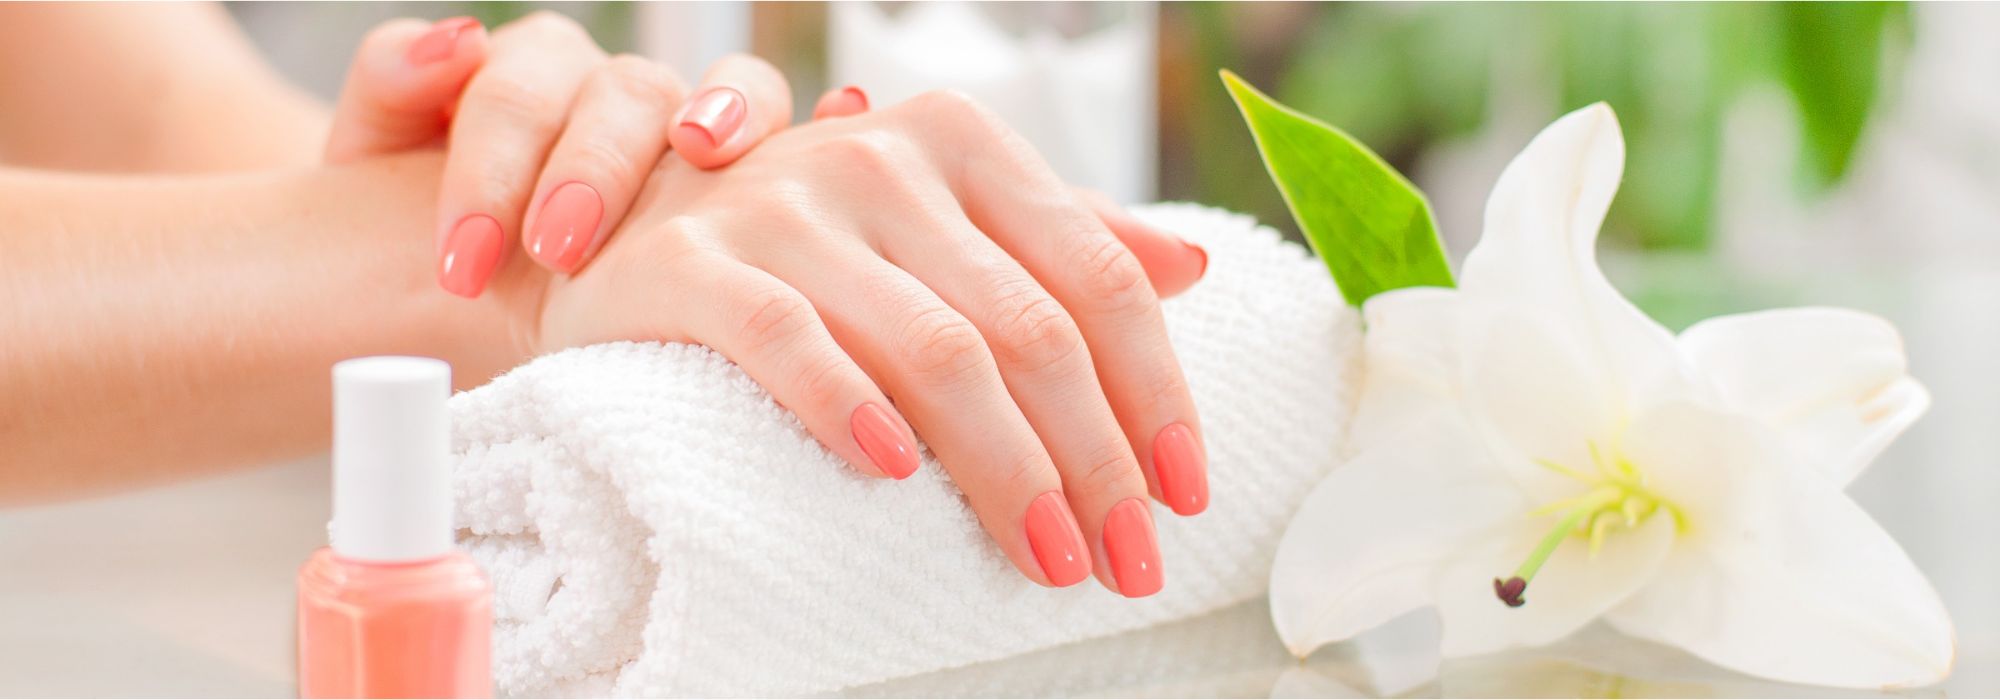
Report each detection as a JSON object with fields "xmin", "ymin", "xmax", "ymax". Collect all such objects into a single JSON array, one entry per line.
[{"xmin": 298, "ymin": 357, "xmax": 491, "ymax": 698}]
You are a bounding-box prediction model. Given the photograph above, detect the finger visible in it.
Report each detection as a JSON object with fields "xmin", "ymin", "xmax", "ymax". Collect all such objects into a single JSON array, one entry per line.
[
  {"xmin": 905, "ymin": 93, "xmax": 1210, "ymax": 523},
  {"xmin": 1073, "ymin": 188, "xmax": 1208, "ymax": 300},
  {"xmin": 325, "ymin": 16, "xmax": 489, "ymax": 163},
  {"xmin": 777, "ymin": 245, "xmax": 1091, "ymax": 588},
  {"xmin": 803, "ymin": 91, "xmax": 1203, "ymax": 303},
  {"xmin": 675, "ymin": 253, "xmax": 922, "ymax": 481},
  {"xmin": 669, "ymin": 53, "xmax": 794, "ymax": 169},
  {"xmin": 811, "ymin": 85, "xmax": 871, "ymax": 120},
  {"xmin": 519, "ymin": 54, "xmax": 686, "ymax": 273},
  {"xmin": 878, "ymin": 207, "xmax": 1163, "ymax": 598},
  {"xmin": 573, "ymin": 230, "xmax": 923, "ymax": 482},
  {"xmin": 433, "ymin": 12, "xmax": 604, "ymax": 298}
]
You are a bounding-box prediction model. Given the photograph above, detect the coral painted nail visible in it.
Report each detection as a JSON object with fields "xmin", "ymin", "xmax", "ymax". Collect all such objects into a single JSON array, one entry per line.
[
  {"xmin": 676, "ymin": 87, "xmax": 747, "ymax": 149},
  {"xmin": 851, "ymin": 403, "xmax": 919, "ymax": 479},
  {"xmin": 1153, "ymin": 422, "xmax": 1208, "ymax": 516},
  {"xmin": 1024, "ymin": 491, "xmax": 1091, "ymax": 587},
  {"xmin": 438, "ymin": 215, "xmax": 503, "ymax": 298},
  {"xmin": 1185, "ymin": 241, "xmax": 1209, "ymax": 279},
  {"xmin": 527, "ymin": 182, "xmax": 603, "ymax": 272},
  {"xmin": 1102, "ymin": 498, "xmax": 1163, "ymax": 597},
  {"xmin": 838, "ymin": 85, "xmax": 870, "ymax": 111},
  {"xmin": 406, "ymin": 17, "xmax": 479, "ymax": 66}
]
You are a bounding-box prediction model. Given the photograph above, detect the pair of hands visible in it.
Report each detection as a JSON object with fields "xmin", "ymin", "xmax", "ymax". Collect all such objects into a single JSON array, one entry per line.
[{"xmin": 325, "ymin": 13, "xmax": 1209, "ymax": 598}]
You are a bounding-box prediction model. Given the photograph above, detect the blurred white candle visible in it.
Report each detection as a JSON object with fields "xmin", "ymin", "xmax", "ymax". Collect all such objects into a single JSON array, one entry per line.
[
  {"xmin": 634, "ymin": 2, "xmax": 752, "ymax": 84},
  {"xmin": 830, "ymin": 2, "xmax": 1158, "ymax": 203}
]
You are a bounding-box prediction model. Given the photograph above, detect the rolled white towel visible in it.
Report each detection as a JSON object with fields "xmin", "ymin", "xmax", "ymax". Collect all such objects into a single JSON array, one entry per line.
[{"xmin": 451, "ymin": 203, "xmax": 1363, "ymax": 696}]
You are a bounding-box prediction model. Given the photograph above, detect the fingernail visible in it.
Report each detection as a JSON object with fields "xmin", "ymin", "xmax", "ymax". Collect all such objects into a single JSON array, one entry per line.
[
  {"xmin": 1184, "ymin": 241, "xmax": 1208, "ymax": 279},
  {"xmin": 438, "ymin": 214, "xmax": 503, "ymax": 298},
  {"xmin": 407, "ymin": 16, "xmax": 479, "ymax": 66},
  {"xmin": 1024, "ymin": 491, "xmax": 1091, "ymax": 587},
  {"xmin": 1103, "ymin": 498, "xmax": 1162, "ymax": 597},
  {"xmin": 527, "ymin": 182, "xmax": 603, "ymax": 272},
  {"xmin": 851, "ymin": 403, "xmax": 919, "ymax": 480},
  {"xmin": 839, "ymin": 85, "xmax": 870, "ymax": 111},
  {"xmin": 676, "ymin": 87, "xmax": 747, "ymax": 149},
  {"xmin": 1153, "ymin": 423, "xmax": 1208, "ymax": 516}
]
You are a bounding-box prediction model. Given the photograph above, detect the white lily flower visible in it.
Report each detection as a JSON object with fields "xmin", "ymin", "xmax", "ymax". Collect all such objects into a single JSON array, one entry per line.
[{"xmin": 1269, "ymin": 103, "xmax": 1956, "ymax": 689}]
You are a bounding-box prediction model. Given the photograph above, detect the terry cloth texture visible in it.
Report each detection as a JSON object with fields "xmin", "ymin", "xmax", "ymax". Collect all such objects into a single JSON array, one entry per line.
[{"xmin": 450, "ymin": 203, "xmax": 1364, "ymax": 696}]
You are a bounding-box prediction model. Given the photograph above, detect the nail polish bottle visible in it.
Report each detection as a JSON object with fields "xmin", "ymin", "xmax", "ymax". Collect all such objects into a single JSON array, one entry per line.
[{"xmin": 298, "ymin": 357, "xmax": 491, "ymax": 698}]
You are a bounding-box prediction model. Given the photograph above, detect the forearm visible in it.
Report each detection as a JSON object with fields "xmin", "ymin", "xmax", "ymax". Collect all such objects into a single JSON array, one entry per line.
[
  {"xmin": 0, "ymin": 2, "xmax": 330, "ymax": 173},
  {"xmin": 0, "ymin": 153, "xmax": 533, "ymax": 503}
]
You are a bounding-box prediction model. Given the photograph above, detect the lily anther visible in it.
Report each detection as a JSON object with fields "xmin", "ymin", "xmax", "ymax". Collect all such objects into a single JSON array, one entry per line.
[{"xmin": 1493, "ymin": 441, "xmax": 1684, "ymax": 608}]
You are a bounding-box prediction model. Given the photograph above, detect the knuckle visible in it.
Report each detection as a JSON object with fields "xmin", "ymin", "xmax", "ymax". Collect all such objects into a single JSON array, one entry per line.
[
  {"xmin": 466, "ymin": 74, "xmax": 566, "ymax": 134},
  {"xmin": 1074, "ymin": 233, "xmax": 1156, "ymax": 315},
  {"xmin": 996, "ymin": 450, "xmax": 1050, "ymax": 491},
  {"xmin": 1072, "ymin": 445, "xmax": 1144, "ymax": 496},
  {"xmin": 902, "ymin": 89, "xmax": 1017, "ymax": 144},
  {"xmin": 1146, "ymin": 370, "xmax": 1193, "ymax": 410},
  {"xmin": 597, "ymin": 54, "xmax": 686, "ymax": 106},
  {"xmin": 817, "ymin": 131, "xmax": 907, "ymax": 177},
  {"xmin": 789, "ymin": 348, "xmax": 850, "ymax": 411},
  {"xmin": 908, "ymin": 89, "xmax": 988, "ymax": 123},
  {"xmin": 813, "ymin": 132, "xmax": 935, "ymax": 208},
  {"xmin": 568, "ymin": 134, "xmax": 641, "ymax": 185},
  {"xmin": 987, "ymin": 285, "xmax": 1084, "ymax": 374},
  {"xmin": 513, "ymin": 10, "xmax": 587, "ymax": 39},
  {"xmin": 733, "ymin": 285, "xmax": 818, "ymax": 352},
  {"xmin": 896, "ymin": 306, "xmax": 992, "ymax": 387},
  {"xmin": 712, "ymin": 52, "xmax": 787, "ymax": 87}
]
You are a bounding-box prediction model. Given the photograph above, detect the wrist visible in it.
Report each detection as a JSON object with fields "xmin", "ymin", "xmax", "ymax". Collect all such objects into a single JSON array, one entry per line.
[{"xmin": 306, "ymin": 152, "xmax": 542, "ymax": 389}]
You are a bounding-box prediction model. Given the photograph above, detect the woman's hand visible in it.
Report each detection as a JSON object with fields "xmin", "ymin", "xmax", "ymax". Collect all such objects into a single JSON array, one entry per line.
[
  {"xmin": 527, "ymin": 92, "xmax": 1210, "ymax": 597},
  {"xmin": 322, "ymin": 12, "xmax": 796, "ymax": 296}
]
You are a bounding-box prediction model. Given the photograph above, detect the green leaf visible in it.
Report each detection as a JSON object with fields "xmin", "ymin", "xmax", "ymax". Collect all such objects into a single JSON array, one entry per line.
[
  {"xmin": 1220, "ymin": 70, "xmax": 1454, "ymax": 307},
  {"xmin": 1777, "ymin": 1, "xmax": 1902, "ymax": 187}
]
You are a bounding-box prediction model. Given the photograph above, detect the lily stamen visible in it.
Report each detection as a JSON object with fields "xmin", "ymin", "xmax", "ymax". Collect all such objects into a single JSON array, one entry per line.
[
  {"xmin": 1494, "ymin": 488, "xmax": 1618, "ymax": 607},
  {"xmin": 1497, "ymin": 447, "xmax": 1680, "ymax": 608}
]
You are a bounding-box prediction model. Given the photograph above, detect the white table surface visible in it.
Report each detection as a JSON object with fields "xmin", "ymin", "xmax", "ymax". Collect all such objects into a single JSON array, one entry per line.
[{"xmin": 3, "ymin": 449, "xmax": 1994, "ymax": 697}]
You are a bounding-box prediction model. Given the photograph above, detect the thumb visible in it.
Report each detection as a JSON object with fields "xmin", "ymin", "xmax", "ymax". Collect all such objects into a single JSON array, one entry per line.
[{"xmin": 325, "ymin": 16, "xmax": 489, "ymax": 163}]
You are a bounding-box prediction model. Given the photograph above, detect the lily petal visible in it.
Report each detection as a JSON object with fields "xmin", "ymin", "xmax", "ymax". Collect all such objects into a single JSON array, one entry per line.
[
  {"xmin": 1677, "ymin": 307, "xmax": 1930, "ymax": 486},
  {"xmin": 1351, "ymin": 287, "xmax": 1463, "ymax": 456},
  {"xmin": 1608, "ymin": 402, "xmax": 1955, "ymax": 689},
  {"xmin": 1269, "ymin": 415, "xmax": 1521, "ymax": 658},
  {"xmin": 1432, "ymin": 506, "xmax": 1675, "ymax": 658},
  {"xmin": 1458, "ymin": 103, "xmax": 1682, "ymax": 406},
  {"xmin": 1457, "ymin": 303, "xmax": 1618, "ymax": 498}
]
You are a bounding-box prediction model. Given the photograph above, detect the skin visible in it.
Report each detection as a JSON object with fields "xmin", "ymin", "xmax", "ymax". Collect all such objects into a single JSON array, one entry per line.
[
  {"xmin": 0, "ymin": 2, "xmax": 327, "ymax": 171},
  {"xmin": 0, "ymin": 154, "xmax": 519, "ymax": 499},
  {"xmin": 0, "ymin": 6, "xmax": 1210, "ymax": 594}
]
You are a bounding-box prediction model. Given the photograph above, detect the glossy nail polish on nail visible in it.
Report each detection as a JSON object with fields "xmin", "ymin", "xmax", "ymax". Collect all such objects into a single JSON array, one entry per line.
[
  {"xmin": 406, "ymin": 16, "xmax": 479, "ymax": 66},
  {"xmin": 1024, "ymin": 491, "xmax": 1092, "ymax": 587},
  {"xmin": 438, "ymin": 215, "xmax": 503, "ymax": 298},
  {"xmin": 1185, "ymin": 241, "xmax": 1209, "ymax": 279},
  {"xmin": 1153, "ymin": 422, "xmax": 1208, "ymax": 516},
  {"xmin": 850, "ymin": 403, "xmax": 919, "ymax": 479},
  {"xmin": 839, "ymin": 85, "xmax": 870, "ymax": 111},
  {"xmin": 1102, "ymin": 498, "xmax": 1164, "ymax": 598},
  {"xmin": 527, "ymin": 182, "xmax": 603, "ymax": 272},
  {"xmin": 677, "ymin": 87, "xmax": 748, "ymax": 149}
]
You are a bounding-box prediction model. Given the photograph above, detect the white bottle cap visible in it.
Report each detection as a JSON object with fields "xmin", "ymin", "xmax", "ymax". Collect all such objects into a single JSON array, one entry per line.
[{"xmin": 330, "ymin": 356, "xmax": 453, "ymax": 562}]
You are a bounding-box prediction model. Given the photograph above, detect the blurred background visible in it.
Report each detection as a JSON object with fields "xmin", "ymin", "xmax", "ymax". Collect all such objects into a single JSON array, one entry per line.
[{"xmin": 5, "ymin": 2, "xmax": 1996, "ymax": 695}]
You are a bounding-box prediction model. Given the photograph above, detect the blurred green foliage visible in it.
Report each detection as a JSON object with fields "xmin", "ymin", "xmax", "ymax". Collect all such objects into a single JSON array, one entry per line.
[
  {"xmin": 463, "ymin": 1, "xmax": 636, "ymax": 51},
  {"xmin": 1168, "ymin": 2, "xmax": 1908, "ymax": 252}
]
